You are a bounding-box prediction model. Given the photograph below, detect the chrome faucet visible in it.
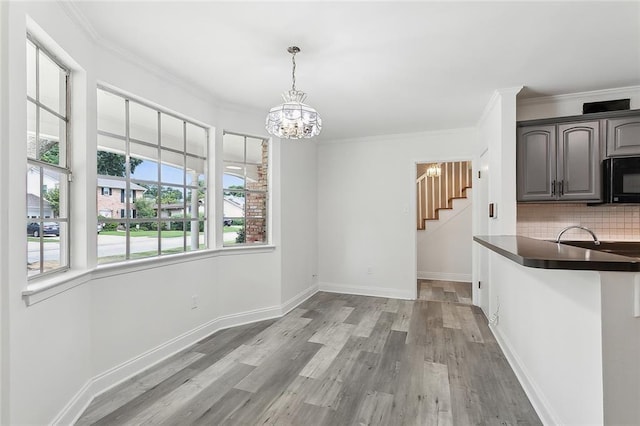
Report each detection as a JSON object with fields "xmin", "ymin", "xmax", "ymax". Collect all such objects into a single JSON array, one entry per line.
[{"xmin": 555, "ymin": 225, "xmax": 600, "ymax": 245}]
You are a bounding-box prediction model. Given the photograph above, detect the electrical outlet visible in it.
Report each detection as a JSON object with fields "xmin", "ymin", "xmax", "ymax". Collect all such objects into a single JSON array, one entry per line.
[
  {"xmin": 191, "ymin": 295, "xmax": 198, "ymax": 310},
  {"xmin": 366, "ymin": 266, "xmax": 373, "ymax": 275}
]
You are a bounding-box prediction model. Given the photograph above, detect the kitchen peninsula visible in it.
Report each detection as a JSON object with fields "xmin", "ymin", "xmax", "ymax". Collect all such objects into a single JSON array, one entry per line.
[{"xmin": 474, "ymin": 235, "xmax": 640, "ymax": 425}]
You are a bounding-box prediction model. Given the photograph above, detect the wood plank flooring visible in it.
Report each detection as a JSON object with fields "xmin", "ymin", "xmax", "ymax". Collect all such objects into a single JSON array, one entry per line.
[{"xmin": 77, "ymin": 281, "xmax": 541, "ymax": 425}]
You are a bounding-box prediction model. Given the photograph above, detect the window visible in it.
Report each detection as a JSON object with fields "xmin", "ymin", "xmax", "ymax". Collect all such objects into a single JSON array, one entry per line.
[
  {"xmin": 26, "ymin": 35, "xmax": 70, "ymax": 278},
  {"xmin": 96, "ymin": 87, "xmax": 208, "ymax": 264},
  {"xmin": 101, "ymin": 187, "xmax": 111, "ymax": 196},
  {"xmin": 222, "ymin": 131, "xmax": 269, "ymax": 246}
]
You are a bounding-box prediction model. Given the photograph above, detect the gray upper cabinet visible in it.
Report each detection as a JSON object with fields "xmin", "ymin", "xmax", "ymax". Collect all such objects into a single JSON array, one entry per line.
[
  {"xmin": 517, "ymin": 121, "xmax": 601, "ymax": 202},
  {"xmin": 517, "ymin": 125, "xmax": 556, "ymax": 201},
  {"xmin": 606, "ymin": 116, "xmax": 640, "ymax": 157},
  {"xmin": 557, "ymin": 122, "xmax": 601, "ymax": 201}
]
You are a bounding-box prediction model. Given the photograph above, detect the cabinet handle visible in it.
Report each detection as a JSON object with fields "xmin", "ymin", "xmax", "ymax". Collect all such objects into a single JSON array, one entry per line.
[
  {"xmin": 551, "ymin": 180, "xmax": 556, "ymax": 196},
  {"xmin": 559, "ymin": 180, "xmax": 564, "ymax": 196}
]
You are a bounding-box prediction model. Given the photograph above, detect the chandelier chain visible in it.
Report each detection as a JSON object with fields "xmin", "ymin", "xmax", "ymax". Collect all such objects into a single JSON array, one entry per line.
[{"xmin": 291, "ymin": 51, "xmax": 297, "ymax": 91}]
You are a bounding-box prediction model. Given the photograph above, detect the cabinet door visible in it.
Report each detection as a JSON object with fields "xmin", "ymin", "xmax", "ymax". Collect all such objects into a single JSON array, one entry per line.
[
  {"xmin": 607, "ymin": 116, "xmax": 640, "ymax": 157},
  {"xmin": 517, "ymin": 125, "xmax": 556, "ymax": 201},
  {"xmin": 557, "ymin": 121, "xmax": 602, "ymax": 201}
]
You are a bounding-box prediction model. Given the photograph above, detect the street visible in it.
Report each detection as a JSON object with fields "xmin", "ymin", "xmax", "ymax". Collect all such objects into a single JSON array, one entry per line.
[{"xmin": 27, "ymin": 233, "xmax": 209, "ymax": 265}]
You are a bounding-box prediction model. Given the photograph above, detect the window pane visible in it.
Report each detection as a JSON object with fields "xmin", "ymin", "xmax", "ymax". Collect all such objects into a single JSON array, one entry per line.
[
  {"xmin": 27, "ymin": 167, "xmax": 66, "ymax": 219},
  {"xmin": 161, "ymin": 113, "xmax": 183, "ymax": 151},
  {"xmin": 159, "ymin": 186, "xmax": 185, "ymax": 219},
  {"xmin": 223, "ymin": 133, "xmax": 245, "ymax": 162},
  {"xmin": 186, "ymin": 123, "xmax": 206, "ymax": 157},
  {"xmin": 161, "ymin": 223, "xmax": 185, "ymax": 255},
  {"xmin": 224, "ymin": 218, "xmax": 244, "ymax": 245},
  {"xmin": 223, "ymin": 192, "xmax": 244, "ymax": 218},
  {"xmin": 130, "ymin": 142, "xmax": 158, "ymax": 182},
  {"xmin": 132, "ymin": 183, "xmax": 158, "ymax": 219},
  {"xmin": 185, "ymin": 187, "xmax": 205, "ymax": 219},
  {"xmin": 245, "ymin": 218, "xmax": 267, "ymax": 244},
  {"xmin": 38, "ymin": 50, "xmax": 65, "ymax": 115},
  {"xmin": 26, "ymin": 220, "xmax": 41, "ymax": 277},
  {"xmin": 97, "ymin": 222, "xmax": 127, "ymax": 264},
  {"xmin": 246, "ymin": 137, "xmax": 265, "ymax": 164},
  {"xmin": 27, "ymin": 221, "xmax": 65, "ymax": 275},
  {"xmin": 186, "ymin": 220, "xmax": 205, "ymax": 251},
  {"xmin": 130, "ymin": 227, "xmax": 158, "ymax": 260},
  {"xmin": 26, "ymin": 167, "xmax": 43, "ymax": 218},
  {"xmin": 39, "ymin": 108, "xmax": 65, "ymax": 166},
  {"xmin": 97, "ymin": 89, "xmax": 126, "ymax": 136},
  {"xmin": 26, "ymin": 101, "xmax": 37, "ymax": 158},
  {"xmin": 130, "ymin": 101, "xmax": 158, "ymax": 144},
  {"xmin": 186, "ymin": 156, "xmax": 205, "ymax": 186},
  {"xmin": 43, "ymin": 169, "xmax": 66, "ymax": 218},
  {"xmin": 160, "ymin": 156, "xmax": 184, "ymax": 185},
  {"xmin": 27, "ymin": 40, "xmax": 36, "ymax": 99},
  {"xmin": 246, "ymin": 191, "xmax": 267, "ymax": 219},
  {"xmin": 245, "ymin": 163, "xmax": 267, "ymax": 191},
  {"xmin": 223, "ymin": 164, "xmax": 244, "ymax": 188},
  {"xmin": 97, "ymin": 134, "xmax": 126, "ymax": 177}
]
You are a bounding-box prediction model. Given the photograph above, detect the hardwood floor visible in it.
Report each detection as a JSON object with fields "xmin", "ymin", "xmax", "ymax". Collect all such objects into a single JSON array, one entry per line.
[{"xmin": 77, "ymin": 282, "xmax": 541, "ymax": 425}]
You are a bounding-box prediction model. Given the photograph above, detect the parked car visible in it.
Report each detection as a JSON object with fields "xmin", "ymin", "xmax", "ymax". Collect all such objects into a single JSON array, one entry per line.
[
  {"xmin": 223, "ymin": 219, "xmax": 233, "ymax": 227},
  {"xmin": 97, "ymin": 223, "xmax": 104, "ymax": 233},
  {"xmin": 27, "ymin": 222, "xmax": 59, "ymax": 237}
]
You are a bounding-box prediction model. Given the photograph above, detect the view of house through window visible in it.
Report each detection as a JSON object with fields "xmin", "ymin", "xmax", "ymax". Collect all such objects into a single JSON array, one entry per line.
[
  {"xmin": 96, "ymin": 88, "xmax": 208, "ymax": 263},
  {"xmin": 222, "ymin": 131, "xmax": 269, "ymax": 246},
  {"xmin": 26, "ymin": 35, "xmax": 70, "ymax": 278}
]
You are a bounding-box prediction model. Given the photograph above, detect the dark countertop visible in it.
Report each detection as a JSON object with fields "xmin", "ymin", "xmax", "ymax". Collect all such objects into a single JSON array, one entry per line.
[{"xmin": 474, "ymin": 235, "xmax": 640, "ymax": 272}]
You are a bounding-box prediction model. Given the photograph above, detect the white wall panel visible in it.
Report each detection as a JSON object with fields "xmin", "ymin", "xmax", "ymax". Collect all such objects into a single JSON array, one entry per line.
[{"xmin": 317, "ymin": 129, "xmax": 475, "ymax": 299}]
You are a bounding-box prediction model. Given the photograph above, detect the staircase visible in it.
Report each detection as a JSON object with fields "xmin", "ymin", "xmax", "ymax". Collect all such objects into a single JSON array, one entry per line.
[{"xmin": 417, "ymin": 160, "xmax": 472, "ymax": 230}]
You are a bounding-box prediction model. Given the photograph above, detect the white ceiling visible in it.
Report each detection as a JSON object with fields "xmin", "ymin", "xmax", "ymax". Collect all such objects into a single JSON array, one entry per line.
[{"xmin": 71, "ymin": 1, "xmax": 640, "ymax": 140}]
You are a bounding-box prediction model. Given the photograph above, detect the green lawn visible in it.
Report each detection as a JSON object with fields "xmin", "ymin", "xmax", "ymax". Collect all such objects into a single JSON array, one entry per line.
[
  {"xmin": 97, "ymin": 244, "xmax": 206, "ymax": 264},
  {"xmin": 99, "ymin": 230, "xmax": 187, "ymax": 238},
  {"xmin": 28, "ymin": 237, "xmax": 59, "ymax": 243},
  {"xmin": 223, "ymin": 226, "xmax": 242, "ymax": 232}
]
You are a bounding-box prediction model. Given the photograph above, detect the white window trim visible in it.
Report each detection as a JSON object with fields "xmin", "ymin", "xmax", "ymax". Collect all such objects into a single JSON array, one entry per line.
[
  {"xmin": 26, "ymin": 33, "xmax": 72, "ymax": 280},
  {"xmin": 96, "ymin": 86, "xmax": 209, "ymax": 264},
  {"xmin": 221, "ymin": 130, "xmax": 270, "ymax": 247}
]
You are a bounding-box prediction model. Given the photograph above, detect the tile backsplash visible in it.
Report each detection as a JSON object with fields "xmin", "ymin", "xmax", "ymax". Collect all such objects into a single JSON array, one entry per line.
[{"xmin": 517, "ymin": 203, "xmax": 640, "ymax": 241}]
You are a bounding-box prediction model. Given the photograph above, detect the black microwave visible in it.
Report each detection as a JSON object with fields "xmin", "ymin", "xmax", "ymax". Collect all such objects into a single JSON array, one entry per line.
[{"xmin": 603, "ymin": 157, "xmax": 640, "ymax": 203}]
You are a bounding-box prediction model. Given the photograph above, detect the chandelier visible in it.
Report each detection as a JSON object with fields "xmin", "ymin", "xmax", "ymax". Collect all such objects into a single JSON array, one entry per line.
[
  {"xmin": 265, "ymin": 46, "xmax": 322, "ymax": 139},
  {"xmin": 426, "ymin": 163, "xmax": 441, "ymax": 178}
]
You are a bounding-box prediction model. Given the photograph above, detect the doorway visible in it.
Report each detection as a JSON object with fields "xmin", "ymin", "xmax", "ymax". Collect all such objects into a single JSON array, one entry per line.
[{"xmin": 415, "ymin": 160, "xmax": 473, "ymax": 294}]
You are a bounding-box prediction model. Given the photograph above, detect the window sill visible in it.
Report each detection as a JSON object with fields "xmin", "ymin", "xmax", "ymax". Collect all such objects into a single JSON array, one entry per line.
[
  {"xmin": 22, "ymin": 269, "xmax": 93, "ymax": 305},
  {"xmin": 22, "ymin": 245, "xmax": 276, "ymax": 306}
]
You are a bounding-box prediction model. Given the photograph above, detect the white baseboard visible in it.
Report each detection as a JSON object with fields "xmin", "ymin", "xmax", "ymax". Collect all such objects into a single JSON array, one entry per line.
[
  {"xmin": 417, "ymin": 271, "xmax": 472, "ymax": 282},
  {"xmin": 281, "ymin": 284, "xmax": 319, "ymax": 315},
  {"xmin": 318, "ymin": 282, "xmax": 413, "ymax": 300},
  {"xmin": 489, "ymin": 324, "xmax": 560, "ymax": 426},
  {"xmin": 52, "ymin": 285, "xmax": 318, "ymax": 425}
]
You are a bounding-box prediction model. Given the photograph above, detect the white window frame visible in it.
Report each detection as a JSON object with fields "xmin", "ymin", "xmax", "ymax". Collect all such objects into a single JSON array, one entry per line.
[
  {"xmin": 26, "ymin": 33, "xmax": 71, "ymax": 280},
  {"xmin": 96, "ymin": 86, "xmax": 209, "ymax": 264},
  {"xmin": 222, "ymin": 130, "xmax": 270, "ymax": 247}
]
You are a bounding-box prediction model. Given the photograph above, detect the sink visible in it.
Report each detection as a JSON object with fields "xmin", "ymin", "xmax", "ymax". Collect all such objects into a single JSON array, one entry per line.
[{"xmin": 555, "ymin": 240, "xmax": 640, "ymax": 259}]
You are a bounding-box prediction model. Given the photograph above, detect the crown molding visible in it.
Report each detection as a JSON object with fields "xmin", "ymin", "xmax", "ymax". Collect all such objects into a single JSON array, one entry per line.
[
  {"xmin": 57, "ymin": 1, "xmax": 264, "ymax": 116},
  {"xmin": 518, "ymin": 85, "xmax": 640, "ymax": 106},
  {"xmin": 317, "ymin": 126, "xmax": 477, "ymax": 146},
  {"xmin": 58, "ymin": 0, "xmax": 100, "ymax": 41},
  {"xmin": 476, "ymin": 86, "xmax": 523, "ymax": 127}
]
